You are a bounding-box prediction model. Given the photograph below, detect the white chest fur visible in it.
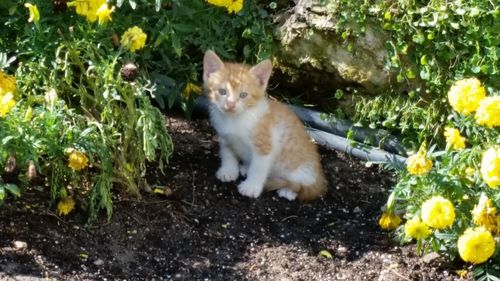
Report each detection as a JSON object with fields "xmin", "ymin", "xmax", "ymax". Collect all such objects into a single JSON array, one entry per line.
[{"xmin": 209, "ymin": 100, "xmax": 269, "ymax": 162}]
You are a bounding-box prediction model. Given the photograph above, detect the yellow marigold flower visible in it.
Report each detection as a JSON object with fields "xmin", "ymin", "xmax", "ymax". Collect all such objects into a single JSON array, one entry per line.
[
  {"xmin": 457, "ymin": 227, "xmax": 495, "ymax": 264},
  {"xmin": 406, "ymin": 143, "xmax": 433, "ymax": 175},
  {"xmin": 0, "ymin": 71, "xmax": 16, "ymax": 96},
  {"xmin": 206, "ymin": 0, "xmax": 243, "ymax": 14},
  {"xmin": 472, "ymin": 194, "xmax": 498, "ymax": 233},
  {"xmin": 475, "ymin": 96, "xmax": 500, "ymax": 128},
  {"xmin": 447, "ymin": 78, "xmax": 486, "ymax": 115},
  {"xmin": 421, "ymin": 196, "xmax": 455, "ymax": 229},
  {"xmin": 121, "ymin": 26, "xmax": 147, "ymax": 53},
  {"xmin": 68, "ymin": 150, "xmax": 89, "ymax": 171},
  {"xmin": 0, "ymin": 92, "xmax": 16, "ymax": 117},
  {"xmin": 67, "ymin": 0, "xmax": 106, "ymax": 22},
  {"xmin": 96, "ymin": 3, "xmax": 114, "ymax": 24},
  {"xmin": 57, "ymin": 197, "xmax": 75, "ymax": 216},
  {"xmin": 24, "ymin": 3, "xmax": 40, "ymax": 23},
  {"xmin": 481, "ymin": 147, "xmax": 500, "ymax": 189},
  {"xmin": 182, "ymin": 82, "xmax": 202, "ymax": 99},
  {"xmin": 378, "ymin": 212, "xmax": 402, "ymax": 230},
  {"xmin": 444, "ymin": 127, "xmax": 466, "ymax": 150},
  {"xmin": 404, "ymin": 216, "xmax": 431, "ymax": 240}
]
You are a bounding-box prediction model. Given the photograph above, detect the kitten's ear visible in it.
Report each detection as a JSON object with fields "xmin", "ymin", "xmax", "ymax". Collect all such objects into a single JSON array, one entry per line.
[
  {"xmin": 203, "ymin": 50, "xmax": 224, "ymax": 81},
  {"xmin": 249, "ymin": 59, "xmax": 272, "ymax": 88}
]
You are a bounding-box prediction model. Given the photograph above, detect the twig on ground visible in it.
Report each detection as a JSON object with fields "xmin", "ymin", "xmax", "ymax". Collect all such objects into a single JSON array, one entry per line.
[
  {"xmin": 43, "ymin": 211, "xmax": 68, "ymax": 225},
  {"xmin": 282, "ymin": 215, "xmax": 299, "ymax": 222},
  {"xmin": 389, "ymin": 268, "xmax": 411, "ymax": 281}
]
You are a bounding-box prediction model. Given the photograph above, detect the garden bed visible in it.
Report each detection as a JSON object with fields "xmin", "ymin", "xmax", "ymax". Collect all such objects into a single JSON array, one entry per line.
[{"xmin": 0, "ymin": 115, "xmax": 470, "ymax": 280}]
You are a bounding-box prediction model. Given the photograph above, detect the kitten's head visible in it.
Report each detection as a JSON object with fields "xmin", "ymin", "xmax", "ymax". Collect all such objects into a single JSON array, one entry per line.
[{"xmin": 203, "ymin": 50, "xmax": 272, "ymax": 115}]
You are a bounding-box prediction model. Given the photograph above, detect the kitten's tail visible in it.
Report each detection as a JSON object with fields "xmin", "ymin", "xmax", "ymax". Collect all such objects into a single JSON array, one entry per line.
[{"xmin": 264, "ymin": 174, "xmax": 327, "ymax": 202}]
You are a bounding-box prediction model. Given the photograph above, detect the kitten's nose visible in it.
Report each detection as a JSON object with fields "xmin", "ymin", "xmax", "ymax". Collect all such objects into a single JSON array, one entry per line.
[{"xmin": 224, "ymin": 100, "xmax": 236, "ymax": 111}]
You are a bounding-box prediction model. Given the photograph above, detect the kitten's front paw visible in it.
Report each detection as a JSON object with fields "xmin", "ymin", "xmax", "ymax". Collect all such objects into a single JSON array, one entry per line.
[
  {"xmin": 216, "ymin": 165, "xmax": 239, "ymax": 182},
  {"xmin": 237, "ymin": 180, "xmax": 263, "ymax": 198}
]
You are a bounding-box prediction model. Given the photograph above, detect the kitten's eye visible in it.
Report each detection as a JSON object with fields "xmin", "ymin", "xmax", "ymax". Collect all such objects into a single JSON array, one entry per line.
[
  {"xmin": 239, "ymin": 92, "xmax": 248, "ymax": 99},
  {"xmin": 218, "ymin": 88, "xmax": 227, "ymax": 96}
]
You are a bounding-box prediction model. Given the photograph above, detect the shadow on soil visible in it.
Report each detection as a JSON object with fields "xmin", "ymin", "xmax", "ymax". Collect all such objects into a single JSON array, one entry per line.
[{"xmin": 0, "ymin": 116, "xmax": 466, "ymax": 280}]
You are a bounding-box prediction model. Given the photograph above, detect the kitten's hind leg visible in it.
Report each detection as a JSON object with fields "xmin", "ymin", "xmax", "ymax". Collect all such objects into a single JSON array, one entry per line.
[
  {"xmin": 265, "ymin": 178, "xmax": 299, "ymax": 201},
  {"xmin": 277, "ymin": 189, "xmax": 297, "ymax": 201},
  {"xmin": 216, "ymin": 138, "xmax": 239, "ymax": 182}
]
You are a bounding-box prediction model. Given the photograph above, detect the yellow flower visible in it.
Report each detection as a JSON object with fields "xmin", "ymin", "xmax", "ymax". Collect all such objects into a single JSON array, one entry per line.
[
  {"xmin": 0, "ymin": 92, "xmax": 16, "ymax": 117},
  {"xmin": 443, "ymin": 127, "xmax": 466, "ymax": 150},
  {"xmin": 206, "ymin": 0, "xmax": 244, "ymax": 13},
  {"xmin": 378, "ymin": 212, "xmax": 402, "ymax": 230},
  {"xmin": 96, "ymin": 3, "xmax": 114, "ymax": 24},
  {"xmin": 475, "ymin": 96, "xmax": 500, "ymax": 128},
  {"xmin": 421, "ymin": 196, "xmax": 455, "ymax": 229},
  {"xmin": 481, "ymin": 147, "xmax": 500, "ymax": 189},
  {"xmin": 24, "ymin": 3, "xmax": 40, "ymax": 23},
  {"xmin": 404, "ymin": 216, "xmax": 431, "ymax": 240},
  {"xmin": 182, "ymin": 82, "xmax": 202, "ymax": 99},
  {"xmin": 57, "ymin": 197, "xmax": 75, "ymax": 216},
  {"xmin": 0, "ymin": 71, "xmax": 16, "ymax": 96},
  {"xmin": 457, "ymin": 227, "xmax": 495, "ymax": 264},
  {"xmin": 121, "ymin": 26, "xmax": 147, "ymax": 53},
  {"xmin": 406, "ymin": 143, "xmax": 433, "ymax": 175},
  {"xmin": 447, "ymin": 78, "xmax": 486, "ymax": 115},
  {"xmin": 472, "ymin": 194, "xmax": 498, "ymax": 233},
  {"xmin": 67, "ymin": 0, "xmax": 106, "ymax": 22},
  {"xmin": 68, "ymin": 150, "xmax": 89, "ymax": 171}
]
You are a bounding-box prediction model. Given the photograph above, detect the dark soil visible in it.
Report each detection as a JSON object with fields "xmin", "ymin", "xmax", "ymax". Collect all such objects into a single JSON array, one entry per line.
[{"xmin": 0, "ymin": 115, "xmax": 471, "ymax": 281}]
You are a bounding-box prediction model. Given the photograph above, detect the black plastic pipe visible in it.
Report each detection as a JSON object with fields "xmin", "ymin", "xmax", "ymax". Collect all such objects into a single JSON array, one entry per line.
[
  {"xmin": 193, "ymin": 97, "xmax": 407, "ymax": 164},
  {"xmin": 289, "ymin": 105, "xmax": 407, "ymax": 156}
]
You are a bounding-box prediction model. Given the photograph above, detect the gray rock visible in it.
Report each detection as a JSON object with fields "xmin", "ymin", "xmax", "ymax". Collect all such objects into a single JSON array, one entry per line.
[
  {"xmin": 273, "ymin": 0, "xmax": 416, "ymax": 95},
  {"xmin": 422, "ymin": 252, "xmax": 440, "ymax": 264},
  {"xmin": 13, "ymin": 241, "xmax": 27, "ymax": 250}
]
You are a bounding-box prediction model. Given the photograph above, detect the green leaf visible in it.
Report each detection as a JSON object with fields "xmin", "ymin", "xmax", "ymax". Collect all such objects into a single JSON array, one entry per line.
[
  {"xmin": 319, "ymin": 250, "xmax": 333, "ymax": 259},
  {"xmin": 406, "ymin": 69, "xmax": 415, "ymax": 79},
  {"xmin": 396, "ymin": 73, "xmax": 404, "ymax": 83},
  {"xmin": 128, "ymin": 0, "xmax": 137, "ymax": 9},
  {"xmin": 412, "ymin": 33, "xmax": 425, "ymax": 44},
  {"xmin": 2, "ymin": 184, "xmax": 20, "ymax": 197},
  {"xmin": 155, "ymin": 0, "xmax": 161, "ymax": 12},
  {"xmin": 450, "ymin": 22, "xmax": 460, "ymax": 29},
  {"xmin": 420, "ymin": 55, "xmax": 428, "ymax": 65},
  {"xmin": 420, "ymin": 69, "xmax": 430, "ymax": 80},
  {"xmin": 2, "ymin": 136, "xmax": 15, "ymax": 146},
  {"xmin": 0, "ymin": 186, "xmax": 5, "ymax": 200},
  {"xmin": 384, "ymin": 11, "xmax": 391, "ymax": 21}
]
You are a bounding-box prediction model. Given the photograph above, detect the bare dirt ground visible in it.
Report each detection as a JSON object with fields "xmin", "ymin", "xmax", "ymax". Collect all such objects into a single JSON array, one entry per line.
[{"xmin": 0, "ymin": 115, "xmax": 471, "ymax": 280}]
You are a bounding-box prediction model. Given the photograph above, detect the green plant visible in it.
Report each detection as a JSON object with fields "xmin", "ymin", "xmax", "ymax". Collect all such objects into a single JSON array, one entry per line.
[
  {"xmin": 0, "ymin": 0, "xmax": 275, "ymax": 221},
  {"xmin": 379, "ymin": 78, "xmax": 499, "ymax": 278},
  {"xmin": 325, "ymin": 0, "xmax": 499, "ymax": 147}
]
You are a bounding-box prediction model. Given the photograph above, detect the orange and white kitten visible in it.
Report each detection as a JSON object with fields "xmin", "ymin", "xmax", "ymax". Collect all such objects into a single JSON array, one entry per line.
[{"xmin": 203, "ymin": 50, "xmax": 327, "ymax": 201}]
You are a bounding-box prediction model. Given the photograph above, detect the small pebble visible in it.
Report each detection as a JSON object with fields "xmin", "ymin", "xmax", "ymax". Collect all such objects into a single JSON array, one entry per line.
[
  {"xmin": 94, "ymin": 259, "xmax": 105, "ymax": 266},
  {"xmin": 13, "ymin": 241, "xmax": 27, "ymax": 249}
]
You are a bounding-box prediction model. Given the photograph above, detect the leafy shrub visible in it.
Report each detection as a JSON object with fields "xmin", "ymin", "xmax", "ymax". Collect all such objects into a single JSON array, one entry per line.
[
  {"xmin": 328, "ymin": 0, "xmax": 499, "ymax": 147},
  {"xmin": 379, "ymin": 78, "xmax": 500, "ymax": 279},
  {"xmin": 0, "ymin": 0, "xmax": 273, "ymax": 221}
]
